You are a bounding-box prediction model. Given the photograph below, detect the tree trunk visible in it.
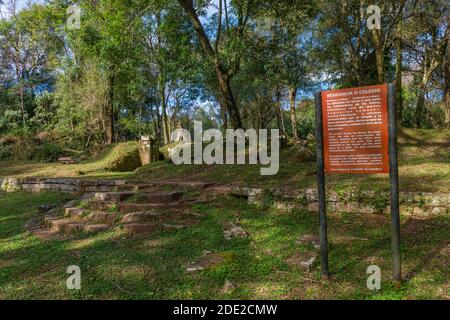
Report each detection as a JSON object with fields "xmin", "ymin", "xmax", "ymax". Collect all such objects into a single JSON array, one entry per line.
[
  {"xmin": 18, "ymin": 81, "xmax": 26, "ymax": 129},
  {"xmin": 289, "ymin": 87, "xmax": 298, "ymax": 138},
  {"xmin": 220, "ymin": 104, "xmax": 228, "ymax": 130},
  {"xmin": 105, "ymin": 70, "xmax": 115, "ymax": 145},
  {"xmin": 415, "ymin": 55, "xmax": 440, "ymax": 127},
  {"xmin": 14, "ymin": 64, "xmax": 26, "ymax": 129},
  {"xmin": 150, "ymin": 104, "xmax": 162, "ymax": 161},
  {"xmin": 443, "ymin": 38, "xmax": 450, "ymax": 125},
  {"xmin": 156, "ymin": 12, "xmax": 171, "ymax": 145},
  {"xmin": 178, "ymin": 0, "xmax": 243, "ymax": 129},
  {"xmin": 416, "ymin": 25, "xmax": 449, "ymax": 127},
  {"xmin": 160, "ymin": 82, "xmax": 170, "ymax": 145},
  {"xmin": 371, "ymin": 29, "xmax": 386, "ymax": 84},
  {"xmin": 415, "ymin": 64, "xmax": 430, "ymax": 128},
  {"xmin": 274, "ymin": 88, "xmax": 285, "ymax": 136},
  {"xmin": 415, "ymin": 85, "xmax": 426, "ymax": 128},
  {"xmin": 216, "ymin": 68, "xmax": 242, "ymax": 129},
  {"xmin": 443, "ymin": 59, "xmax": 450, "ymax": 125},
  {"xmin": 395, "ymin": 32, "xmax": 403, "ymax": 124},
  {"xmin": 444, "ymin": 90, "xmax": 450, "ymax": 126}
]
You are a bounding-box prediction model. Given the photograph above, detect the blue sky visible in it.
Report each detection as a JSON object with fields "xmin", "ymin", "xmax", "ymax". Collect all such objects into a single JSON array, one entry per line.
[{"xmin": 0, "ymin": 0, "xmax": 42, "ymax": 18}]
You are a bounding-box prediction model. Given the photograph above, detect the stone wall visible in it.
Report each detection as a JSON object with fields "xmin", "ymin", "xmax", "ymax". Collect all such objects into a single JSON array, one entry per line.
[
  {"xmin": 0, "ymin": 177, "xmax": 126, "ymax": 193},
  {"xmin": 226, "ymin": 186, "xmax": 450, "ymax": 217},
  {"xmin": 1, "ymin": 177, "xmax": 448, "ymax": 217}
]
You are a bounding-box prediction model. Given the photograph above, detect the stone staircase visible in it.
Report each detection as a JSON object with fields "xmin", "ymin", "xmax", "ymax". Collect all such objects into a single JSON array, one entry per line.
[{"xmin": 29, "ymin": 184, "xmax": 211, "ymax": 240}]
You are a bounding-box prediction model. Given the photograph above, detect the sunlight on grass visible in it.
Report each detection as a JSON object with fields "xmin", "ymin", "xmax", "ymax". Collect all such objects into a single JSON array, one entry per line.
[
  {"xmin": 0, "ymin": 175, "xmax": 448, "ymax": 299},
  {"xmin": 1, "ymin": 129, "xmax": 449, "ymax": 192}
]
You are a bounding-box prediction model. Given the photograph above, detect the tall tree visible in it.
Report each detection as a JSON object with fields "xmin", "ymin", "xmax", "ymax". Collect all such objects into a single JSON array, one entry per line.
[
  {"xmin": 63, "ymin": 0, "xmax": 140, "ymax": 144},
  {"xmin": 0, "ymin": 2, "xmax": 64, "ymax": 130},
  {"xmin": 176, "ymin": 0, "xmax": 253, "ymax": 129},
  {"xmin": 414, "ymin": 31, "xmax": 448, "ymax": 127}
]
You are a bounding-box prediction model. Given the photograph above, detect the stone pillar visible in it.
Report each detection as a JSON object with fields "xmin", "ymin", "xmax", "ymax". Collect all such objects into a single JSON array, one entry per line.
[
  {"xmin": 139, "ymin": 136, "xmax": 153, "ymax": 165},
  {"xmin": 173, "ymin": 121, "xmax": 184, "ymax": 142}
]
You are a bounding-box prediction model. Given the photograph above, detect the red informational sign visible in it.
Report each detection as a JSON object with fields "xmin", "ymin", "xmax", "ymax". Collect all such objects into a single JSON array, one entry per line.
[{"xmin": 321, "ymin": 84, "xmax": 389, "ymax": 174}]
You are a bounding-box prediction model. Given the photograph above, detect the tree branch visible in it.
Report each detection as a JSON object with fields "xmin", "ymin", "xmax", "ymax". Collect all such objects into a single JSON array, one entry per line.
[
  {"xmin": 215, "ymin": 0, "xmax": 222, "ymax": 54},
  {"xmin": 177, "ymin": 0, "xmax": 216, "ymax": 62}
]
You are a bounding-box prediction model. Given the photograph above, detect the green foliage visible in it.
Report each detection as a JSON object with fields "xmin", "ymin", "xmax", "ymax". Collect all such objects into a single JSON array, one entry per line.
[
  {"xmin": 368, "ymin": 194, "xmax": 390, "ymax": 213},
  {"xmin": 260, "ymin": 189, "xmax": 276, "ymax": 209},
  {"xmin": 0, "ymin": 110, "xmax": 23, "ymax": 133},
  {"xmin": 107, "ymin": 204, "xmax": 119, "ymax": 213},
  {"xmin": 402, "ymin": 87, "xmax": 447, "ymax": 129},
  {"xmin": 296, "ymin": 101, "xmax": 315, "ymax": 139},
  {"xmin": 29, "ymin": 91, "xmax": 56, "ymax": 131},
  {"xmin": 0, "ymin": 136, "xmax": 17, "ymax": 160},
  {"xmin": 35, "ymin": 143, "xmax": 63, "ymax": 162},
  {"xmin": 402, "ymin": 88, "xmax": 419, "ymax": 127},
  {"xmin": 0, "ymin": 144, "xmax": 13, "ymax": 160},
  {"xmin": 0, "ymin": 3, "xmax": 65, "ymax": 133},
  {"xmin": 0, "ymin": 0, "xmax": 449, "ymax": 160}
]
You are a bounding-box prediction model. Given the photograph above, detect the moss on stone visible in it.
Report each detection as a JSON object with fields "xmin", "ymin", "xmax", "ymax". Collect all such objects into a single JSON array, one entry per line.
[{"xmin": 106, "ymin": 142, "xmax": 142, "ymax": 172}]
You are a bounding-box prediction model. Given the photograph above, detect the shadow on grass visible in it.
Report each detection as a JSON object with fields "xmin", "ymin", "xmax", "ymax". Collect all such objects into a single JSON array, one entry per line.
[
  {"xmin": 0, "ymin": 192, "xmax": 75, "ymax": 240},
  {"xmin": 0, "ymin": 193, "xmax": 448, "ymax": 299}
]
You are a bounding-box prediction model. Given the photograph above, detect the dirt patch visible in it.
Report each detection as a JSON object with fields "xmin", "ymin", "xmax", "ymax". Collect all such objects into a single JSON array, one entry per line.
[
  {"xmin": 186, "ymin": 252, "xmax": 233, "ymax": 272},
  {"xmin": 0, "ymin": 259, "xmax": 16, "ymax": 268},
  {"xmin": 285, "ymin": 251, "xmax": 317, "ymax": 270},
  {"xmin": 141, "ymin": 239, "xmax": 163, "ymax": 249},
  {"xmin": 296, "ymin": 234, "xmax": 320, "ymax": 249},
  {"xmin": 223, "ymin": 221, "xmax": 248, "ymax": 240},
  {"xmin": 284, "ymin": 283, "xmax": 325, "ymax": 299}
]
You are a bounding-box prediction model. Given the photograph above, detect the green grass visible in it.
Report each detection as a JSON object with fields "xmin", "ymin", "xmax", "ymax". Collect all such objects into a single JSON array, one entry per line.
[
  {"xmin": 130, "ymin": 128, "xmax": 450, "ymax": 193},
  {"xmin": 2, "ymin": 128, "xmax": 449, "ymax": 192},
  {"xmin": 0, "ymin": 142, "xmax": 139, "ymax": 180},
  {"xmin": 0, "ymin": 191, "xmax": 448, "ymax": 299}
]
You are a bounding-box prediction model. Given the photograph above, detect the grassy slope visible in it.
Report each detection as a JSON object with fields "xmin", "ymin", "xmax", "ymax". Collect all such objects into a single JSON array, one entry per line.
[
  {"xmin": 0, "ymin": 128, "xmax": 449, "ymax": 193},
  {"xmin": 0, "ymin": 192, "xmax": 448, "ymax": 299},
  {"xmin": 0, "ymin": 142, "xmax": 139, "ymax": 180},
  {"xmin": 132, "ymin": 128, "xmax": 450, "ymax": 192}
]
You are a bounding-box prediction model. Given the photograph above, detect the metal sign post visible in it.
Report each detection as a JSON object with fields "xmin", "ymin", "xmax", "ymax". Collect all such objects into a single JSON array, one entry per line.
[
  {"xmin": 314, "ymin": 91, "xmax": 330, "ymax": 279},
  {"xmin": 314, "ymin": 84, "xmax": 401, "ymax": 282},
  {"xmin": 388, "ymin": 83, "xmax": 401, "ymax": 283}
]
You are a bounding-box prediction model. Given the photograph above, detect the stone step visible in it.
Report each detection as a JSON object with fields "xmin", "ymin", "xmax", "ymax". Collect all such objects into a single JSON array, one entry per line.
[
  {"xmin": 162, "ymin": 223, "xmax": 187, "ymax": 231},
  {"xmin": 46, "ymin": 218, "xmax": 110, "ymax": 234},
  {"xmin": 132, "ymin": 191, "xmax": 183, "ymax": 204},
  {"xmin": 30, "ymin": 228, "xmax": 62, "ymax": 241},
  {"xmin": 65, "ymin": 207, "xmax": 89, "ymax": 218},
  {"xmin": 24, "ymin": 218, "xmax": 43, "ymax": 231},
  {"xmin": 83, "ymin": 224, "xmax": 109, "ymax": 233},
  {"xmin": 118, "ymin": 201, "xmax": 187, "ymax": 213},
  {"xmin": 86, "ymin": 200, "xmax": 118, "ymax": 211},
  {"xmin": 94, "ymin": 192, "xmax": 135, "ymax": 201},
  {"xmin": 120, "ymin": 211, "xmax": 161, "ymax": 224},
  {"xmin": 48, "ymin": 219, "xmax": 85, "ymax": 233},
  {"xmin": 44, "ymin": 215, "xmax": 61, "ymax": 226},
  {"xmin": 64, "ymin": 207, "xmax": 116, "ymax": 224},
  {"xmin": 116, "ymin": 184, "xmax": 160, "ymax": 192},
  {"xmin": 84, "ymin": 211, "xmax": 117, "ymax": 224},
  {"xmin": 122, "ymin": 223, "xmax": 159, "ymax": 235},
  {"xmin": 149, "ymin": 181, "xmax": 214, "ymax": 189},
  {"xmin": 118, "ymin": 181, "xmax": 214, "ymax": 191}
]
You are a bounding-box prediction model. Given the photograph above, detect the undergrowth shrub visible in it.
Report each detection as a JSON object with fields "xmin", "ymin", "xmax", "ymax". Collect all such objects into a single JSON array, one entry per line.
[{"xmin": 35, "ymin": 142, "xmax": 63, "ymax": 161}]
